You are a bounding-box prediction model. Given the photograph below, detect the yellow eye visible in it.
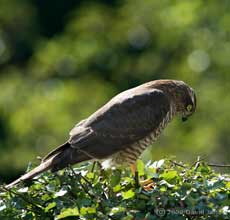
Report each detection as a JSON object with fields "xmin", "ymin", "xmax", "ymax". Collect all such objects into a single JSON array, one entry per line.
[{"xmin": 186, "ymin": 104, "xmax": 193, "ymax": 112}]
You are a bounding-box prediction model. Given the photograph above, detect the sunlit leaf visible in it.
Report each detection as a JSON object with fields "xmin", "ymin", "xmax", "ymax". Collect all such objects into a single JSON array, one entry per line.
[
  {"xmin": 160, "ymin": 170, "xmax": 178, "ymax": 182},
  {"xmin": 137, "ymin": 159, "xmax": 145, "ymax": 176},
  {"xmin": 45, "ymin": 202, "xmax": 56, "ymax": 212},
  {"xmin": 0, "ymin": 160, "xmax": 229, "ymax": 219},
  {"xmin": 56, "ymin": 208, "xmax": 79, "ymax": 219},
  {"xmin": 122, "ymin": 189, "xmax": 135, "ymax": 200},
  {"xmin": 80, "ymin": 207, "xmax": 96, "ymax": 215}
]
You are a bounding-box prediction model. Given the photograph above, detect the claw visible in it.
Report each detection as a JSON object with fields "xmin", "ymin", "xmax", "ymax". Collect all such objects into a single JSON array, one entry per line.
[
  {"xmin": 130, "ymin": 164, "xmax": 156, "ymax": 190},
  {"xmin": 140, "ymin": 178, "xmax": 155, "ymax": 191}
]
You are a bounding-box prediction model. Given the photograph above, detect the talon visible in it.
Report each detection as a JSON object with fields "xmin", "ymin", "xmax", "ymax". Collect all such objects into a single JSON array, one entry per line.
[
  {"xmin": 130, "ymin": 164, "xmax": 156, "ymax": 190},
  {"xmin": 140, "ymin": 178, "xmax": 154, "ymax": 186},
  {"xmin": 140, "ymin": 178, "xmax": 156, "ymax": 191}
]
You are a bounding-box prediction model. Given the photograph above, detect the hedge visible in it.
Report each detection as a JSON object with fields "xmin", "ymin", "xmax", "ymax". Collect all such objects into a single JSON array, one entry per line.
[{"xmin": 0, "ymin": 159, "xmax": 229, "ymax": 220}]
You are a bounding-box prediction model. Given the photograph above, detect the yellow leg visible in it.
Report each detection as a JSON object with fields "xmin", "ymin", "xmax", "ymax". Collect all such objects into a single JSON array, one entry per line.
[
  {"xmin": 130, "ymin": 163, "xmax": 155, "ymax": 190},
  {"xmin": 130, "ymin": 163, "xmax": 139, "ymax": 187},
  {"xmin": 140, "ymin": 179, "xmax": 155, "ymax": 191},
  {"xmin": 140, "ymin": 179, "xmax": 154, "ymax": 185},
  {"xmin": 130, "ymin": 163, "xmax": 136, "ymax": 176}
]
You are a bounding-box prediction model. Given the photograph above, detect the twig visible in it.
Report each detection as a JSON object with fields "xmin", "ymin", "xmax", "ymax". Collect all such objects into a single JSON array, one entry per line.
[
  {"xmin": 91, "ymin": 161, "xmax": 98, "ymax": 183},
  {"xmin": 68, "ymin": 166, "xmax": 110, "ymax": 218},
  {"xmin": 207, "ymin": 163, "xmax": 230, "ymax": 168},
  {"xmin": 134, "ymin": 171, "xmax": 139, "ymax": 188},
  {"xmin": 194, "ymin": 156, "xmax": 201, "ymax": 171},
  {"xmin": 80, "ymin": 173, "xmax": 93, "ymax": 186},
  {"xmin": 169, "ymin": 160, "xmax": 186, "ymax": 168},
  {"xmin": 190, "ymin": 155, "xmax": 230, "ymax": 168},
  {"xmin": 0, "ymin": 186, "xmax": 45, "ymax": 211},
  {"xmin": 91, "ymin": 161, "xmax": 96, "ymax": 172},
  {"xmin": 69, "ymin": 166, "xmax": 93, "ymax": 186},
  {"xmin": 190, "ymin": 155, "xmax": 208, "ymax": 169},
  {"xmin": 68, "ymin": 166, "xmax": 96, "ymax": 199}
]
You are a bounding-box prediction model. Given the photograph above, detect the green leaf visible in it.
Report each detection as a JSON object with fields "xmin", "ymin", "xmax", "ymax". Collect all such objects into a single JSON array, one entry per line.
[
  {"xmin": 110, "ymin": 169, "xmax": 121, "ymax": 187},
  {"xmin": 45, "ymin": 202, "xmax": 56, "ymax": 212},
  {"xmin": 160, "ymin": 170, "xmax": 178, "ymax": 182},
  {"xmin": 160, "ymin": 186, "xmax": 167, "ymax": 192},
  {"xmin": 86, "ymin": 172, "xmax": 95, "ymax": 179},
  {"xmin": 225, "ymin": 181, "xmax": 230, "ymax": 189},
  {"xmin": 56, "ymin": 208, "xmax": 79, "ymax": 219},
  {"xmin": 110, "ymin": 206, "xmax": 126, "ymax": 215},
  {"xmin": 80, "ymin": 206, "xmax": 96, "ymax": 215},
  {"xmin": 41, "ymin": 193, "xmax": 51, "ymax": 201},
  {"xmin": 122, "ymin": 189, "xmax": 135, "ymax": 200},
  {"xmin": 137, "ymin": 159, "xmax": 145, "ymax": 176},
  {"xmin": 113, "ymin": 184, "xmax": 122, "ymax": 192},
  {"xmin": 1, "ymin": 159, "xmax": 230, "ymax": 220}
]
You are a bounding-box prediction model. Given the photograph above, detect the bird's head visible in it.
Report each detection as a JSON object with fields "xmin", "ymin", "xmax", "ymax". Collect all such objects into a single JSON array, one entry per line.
[
  {"xmin": 172, "ymin": 81, "xmax": 197, "ymax": 122},
  {"xmin": 147, "ymin": 79, "xmax": 197, "ymax": 121}
]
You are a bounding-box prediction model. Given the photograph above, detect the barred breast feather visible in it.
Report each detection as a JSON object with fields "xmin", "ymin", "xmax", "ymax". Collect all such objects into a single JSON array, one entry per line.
[{"xmin": 103, "ymin": 103, "xmax": 176, "ymax": 167}]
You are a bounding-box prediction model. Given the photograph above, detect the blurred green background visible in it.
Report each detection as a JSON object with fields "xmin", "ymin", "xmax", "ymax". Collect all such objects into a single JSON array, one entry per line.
[{"xmin": 0, "ymin": 0, "xmax": 229, "ymax": 182}]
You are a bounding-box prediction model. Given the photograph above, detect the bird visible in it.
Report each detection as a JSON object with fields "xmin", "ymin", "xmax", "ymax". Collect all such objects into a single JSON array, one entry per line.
[{"xmin": 6, "ymin": 79, "xmax": 196, "ymax": 188}]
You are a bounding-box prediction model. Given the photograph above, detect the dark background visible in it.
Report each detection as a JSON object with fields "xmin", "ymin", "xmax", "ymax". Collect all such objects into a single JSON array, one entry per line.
[{"xmin": 0, "ymin": 0, "xmax": 229, "ymax": 182}]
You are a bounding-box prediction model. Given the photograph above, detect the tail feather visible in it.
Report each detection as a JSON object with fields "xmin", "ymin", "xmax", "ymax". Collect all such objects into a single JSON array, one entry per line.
[
  {"xmin": 6, "ymin": 158, "xmax": 53, "ymax": 189},
  {"xmin": 6, "ymin": 142, "xmax": 92, "ymax": 189},
  {"xmin": 42, "ymin": 142, "xmax": 70, "ymax": 162}
]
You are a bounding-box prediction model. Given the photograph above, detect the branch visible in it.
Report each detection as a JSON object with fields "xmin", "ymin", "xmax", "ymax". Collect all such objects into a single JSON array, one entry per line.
[
  {"xmin": 0, "ymin": 186, "xmax": 45, "ymax": 212},
  {"xmin": 169, "ymin": 160, "xmax": 186, "ymax": 168},
  {"xmin": 207, "ymin": 163, "xmax": 230, "ymax": 168},
  {"xmin": 190, "ymin": 156, "xmax": 208, "ymax": 169}
]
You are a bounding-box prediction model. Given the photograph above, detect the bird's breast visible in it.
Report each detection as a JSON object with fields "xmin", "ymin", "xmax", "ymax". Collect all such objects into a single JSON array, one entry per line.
[{"xmin": 106, "ymin": 106, "xmax": 175, "ymax": 167}]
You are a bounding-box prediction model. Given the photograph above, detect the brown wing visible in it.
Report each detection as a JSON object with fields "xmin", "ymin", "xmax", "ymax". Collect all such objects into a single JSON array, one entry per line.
[{"xmin": 68, "ymin": 88, "xmax": 171, "ymax": 159}]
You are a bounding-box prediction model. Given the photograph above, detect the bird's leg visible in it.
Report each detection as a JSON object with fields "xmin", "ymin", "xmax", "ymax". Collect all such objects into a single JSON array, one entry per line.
[
  {"xmin": 95, "ymin": 161, "xmax": 107, "ymax": 182},
  {"xmin": 91, "ymin": 161, "xmax": 97, "ymax": 172},
  {"xmin": 130, "ymin": 163, "xmax": 139, "ymax": 188},
  {"xmin": 141, "ymin": 179, "xmax": 156, "ymax": 191},
  {"xmin": 96, "ymin": 161, "xmax": 103, "ymax": 170},
  {"xmin": 140, "ymin": 177, "xmax": 156, "ymax": 191},
  {"xmin": 130, "ymin": 163, "xmax": 155, "ymax": 191}
]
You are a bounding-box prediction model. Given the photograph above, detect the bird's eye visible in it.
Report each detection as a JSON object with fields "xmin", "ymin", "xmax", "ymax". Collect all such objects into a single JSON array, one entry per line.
[{"xmin": 186, "ymin": 104, "xmax": 193, "ymax": 112}]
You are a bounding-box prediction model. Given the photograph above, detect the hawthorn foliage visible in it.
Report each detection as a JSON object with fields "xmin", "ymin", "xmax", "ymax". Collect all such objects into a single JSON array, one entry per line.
[{"xmin": 0, "ymin": 159, "xmax": 229, "ymax": 220}]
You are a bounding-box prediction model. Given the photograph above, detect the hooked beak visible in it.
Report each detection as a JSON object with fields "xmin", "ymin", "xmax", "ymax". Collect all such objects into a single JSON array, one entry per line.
[{"xmin": 182, "ymin": 116, "xmax": 188, "ymax": 122}]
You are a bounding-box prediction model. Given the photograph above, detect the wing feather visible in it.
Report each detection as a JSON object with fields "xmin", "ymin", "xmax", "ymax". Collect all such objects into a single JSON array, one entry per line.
[{"xmin": 68, "ymin": 88, "xmax": 170, "ymax": 159}]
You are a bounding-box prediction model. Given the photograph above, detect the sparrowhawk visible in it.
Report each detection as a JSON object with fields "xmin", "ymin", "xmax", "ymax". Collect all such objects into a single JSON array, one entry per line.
[{"xmin": 6, "ymin": 79, "xmax": 196, "ymax": 188}]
